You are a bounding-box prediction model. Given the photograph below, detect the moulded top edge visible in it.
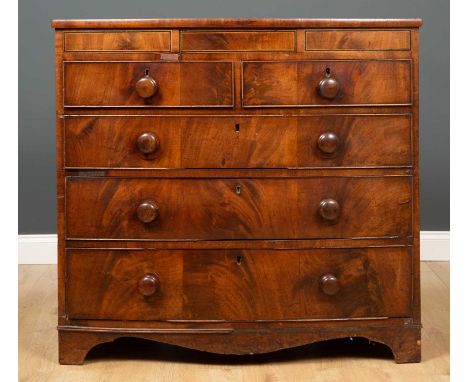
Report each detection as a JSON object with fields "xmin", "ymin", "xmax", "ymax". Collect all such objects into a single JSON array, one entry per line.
[{"xmin": 51, "ymin": 18, "xmax": 423, "ymax": 29}]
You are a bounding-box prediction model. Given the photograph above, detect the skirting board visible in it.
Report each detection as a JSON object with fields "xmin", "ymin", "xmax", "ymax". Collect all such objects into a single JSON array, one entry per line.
[{"xmin": 18, "ymin": 232, "xmax": 450, "ymax": 264}]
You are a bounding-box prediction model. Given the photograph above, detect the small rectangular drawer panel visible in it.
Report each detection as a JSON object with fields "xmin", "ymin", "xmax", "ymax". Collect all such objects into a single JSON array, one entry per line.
[
  {"xmin": 66, "ymin": 247, "xmax": 412, "ymax": 321},
  {"xmin": 305, "ymin": 30, "xmax": 411, "ymax": 51},
  {"xmin": 64, "ymin": 114, "xmax": 412, "ymax": 169},
  {"xmin": 63, "ymin": 61, "xmax": 233, "ymax": 107},
  {"xmin": 64, "ymin": 31, "xmax": 172, "ymax": 52},
  {"xmin": 180, "ymin": 30, "xmax": 295, "ymax": 52},
  {"xmin": 242, "ymin": 60, "xmax": 411, "ymax": 107},
  {"xmin": 66, "ymin": 177, "xmax": 412, "ymax": 240}
]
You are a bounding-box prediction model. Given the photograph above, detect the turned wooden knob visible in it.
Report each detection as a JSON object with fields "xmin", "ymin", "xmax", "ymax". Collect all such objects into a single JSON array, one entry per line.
[
  {"xmin": 318, "ymin": 198, "xmax": 341, "ymax": 221},
  {"xmin": 318, "ymin": 77, "xmax": 340, "ymax": 99},
  {"xmin": 319, "ymin": 274, "xmax": 340, "ymax": 296},
  {"xmin": 317, "ymin": 132, "xmax": 340, "ymax": 154},
  {"xmin": 137, "ymin": 132, "xmax": 160, "ymax": 155},
  {"xmin": 137, "ymin": 200, "xmax": 159, "ymax": 223},
  {"xmin": 136, "ymin": 74, "xmax": 158, "ymax": 98},
  {"xmin": 138, "ymin": 273, "xmax": 160, "ymax": 296}
]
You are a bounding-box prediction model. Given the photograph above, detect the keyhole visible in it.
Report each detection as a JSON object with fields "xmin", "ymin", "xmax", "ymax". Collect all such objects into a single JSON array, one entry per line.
[
  {"xmin": 325, "ymin": 67, "xmax": 331, "ymax": 78},
  {"xmin": 236, "ymin": 256, "xmax": 242, "ymax": 265},
  {"xmin": 235, "ymin": 123, "xmax": 240, "ymax": 133},
  {"xmin": 235, "ymin": 184, "xmax": 241, "ymax": 195},
  {"xmin": 145, "ymin": 68, "xmax": 150, "ymax": 76}
]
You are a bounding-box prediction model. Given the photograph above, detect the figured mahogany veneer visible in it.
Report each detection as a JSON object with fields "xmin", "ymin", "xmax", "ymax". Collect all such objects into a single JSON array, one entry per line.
[
  {"xmin": 64, "ymin": 115, "xmax": 412, "ymax": 169},
  {"xmin": 53, "ymin": 18, "xmax": 422, "ymax": 365},
  {"xmin": 64, "ymin": 31, "xmax": 172, "ymax": 52},
  {"xmin": 305, "ymin": 30, "xmax": 411, "ymax": 51},
  {"xmin": 64, "ymin": 61, "xmax": 234, "ymax": 107},
  {"xmin": 65, "ymin": 176, "xmax": 412, "ymax": 240},
  {"xmin": 66, "ymin": 248, "xmax": 412, "ymax": 321},
  {"xmin": 242, "ymin": 60, "xmax": 412, "ymax": 107},
  {"xmin": 180, "ymin": 30, "xmax": 296, "ymax": 52}
]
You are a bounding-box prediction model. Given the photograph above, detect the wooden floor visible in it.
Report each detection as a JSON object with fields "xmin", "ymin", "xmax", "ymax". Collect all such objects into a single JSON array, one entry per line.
[{"xmin": 19, "ymin": 262, "xmax": 449, "ymax": 381}]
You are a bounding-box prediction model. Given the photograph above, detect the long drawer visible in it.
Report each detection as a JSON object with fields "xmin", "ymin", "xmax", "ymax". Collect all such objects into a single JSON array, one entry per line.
[
  {"xmin": 64, "ymin": 114, "xmax": 412, "ymax": 169},
  {"xmin": 242, "ymin": 60, "xmax": 412, "ymax": 107},
  {"xmin": 66, "ymin": 247, "xmax": 412, "ymax": 321},
  {"xmin": 65, "ymin": 176, "xmax": 412, "ymax": 240},
  {"xmin": 63, "ymin": 61, "xmax": 234, "ymax": 107}
]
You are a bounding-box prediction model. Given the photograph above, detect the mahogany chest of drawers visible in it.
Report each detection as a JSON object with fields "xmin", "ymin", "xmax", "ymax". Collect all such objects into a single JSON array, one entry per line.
[{"xmin": 52, "ymin": 18, "xmax": 422, "ymax": 364}]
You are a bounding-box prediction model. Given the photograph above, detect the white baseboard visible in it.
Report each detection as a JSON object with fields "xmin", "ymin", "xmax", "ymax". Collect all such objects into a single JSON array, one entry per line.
[
  {"xmin": 18, "ymin": 231, "xmax": 450, "ymax": 264},
  {"xmin": 420, "ymin": 231, "xmax": 450, "ymax": 261},
  {"xmin": 18, "ymin": 235, "xmax": 57, "ymax": 264}
]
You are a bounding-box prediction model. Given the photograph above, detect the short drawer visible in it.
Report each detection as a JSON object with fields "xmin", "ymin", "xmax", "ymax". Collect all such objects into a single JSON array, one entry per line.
[
  {"xmin": 305, "ymin": 30, "xmax": 411, "ymax": 51},
  {"xmin": 242, "ymin": 60, "xmax": 412, "ymax": 107},
  {"xmin": 64, "ymin": 30, "xmax": 172, "ymax": 52},
  {"xmin": 64, "ymin": 114, "xmax": 412, "ymax": 169},
  {"xmin": 66, "ymin": 247, "xmax": 412, "ymax": 321},
  {"xmin": 65, "ymin": 176, "xmax": 412, "ymax": 240},
  {"xmin": 63, "ymin": 61, "xmax": 233, "ymax": 107},
  {"xmin": 180, "ymin": 30, "xmax": 296, "ymax": 52}
]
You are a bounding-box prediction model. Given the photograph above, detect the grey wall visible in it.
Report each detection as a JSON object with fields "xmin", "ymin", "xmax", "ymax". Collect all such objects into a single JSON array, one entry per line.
[{"xmin": 18, "ymin": 0, "xmax": 449, "ymax": 233}]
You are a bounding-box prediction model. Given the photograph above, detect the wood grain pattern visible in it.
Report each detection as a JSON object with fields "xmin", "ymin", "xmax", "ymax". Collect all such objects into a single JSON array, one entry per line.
[
  {"xmin": 62, "ymin": 51, "xmax": 415, "ymax": 65},
  {"xmin": 66, "ymin": 247, "xmax": 412, "ymax": 321},
  {"xmin": 51, "ymin": 18, "xmax": 423, "ymax": 29},
  {"xmin": 410, "ymin": 29, "xmax": 421, "ymax": 327},
  {"xmin": 57, "ymin": 324, "xmax": 421, "ymax": 365},
  {"xmin": 55, "ymin": 31, "xmax": 66, "ymax": 326},
  {"xmin": 65, "ymin": 176, "xmax": 412, "ymax": 240},
  {"xmin": 181, "ymin": 30, "xmax": 295, "ymax": 52},
  {"xmin": 64, "ymin": 31, "xmax": 172, "ymax": 52},
  {"xmin": 66, "ymin": 316, "xmax": 411, "ymax": 329},
  {"xmin": 52, "ymin": 19, "xmax": 422, "ymax": 365},
  {"xmin": 65, "ymin": 238, "xmax": 413, "ymax": 250},
  {"xmin": 64, "ymin": 61, "xmax": 233, "ymax": 107},
  {"xmin": 64, "ymin": 115, "xmax": 412, "ymax": 169},
  {"xmin": 67, "ymin": 168, "xmax": 412, "ymax": 178},
  {"xmin": 242, "ymin": 60, "xmax": 412, "ymax": 107},
  {"xmin": 305, "ymin": 30, "xmax": 411, "ymax": 51}
]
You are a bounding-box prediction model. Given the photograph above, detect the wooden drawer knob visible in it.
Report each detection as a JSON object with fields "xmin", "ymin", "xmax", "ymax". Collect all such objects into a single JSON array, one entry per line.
[
  {"xmin": 318, "ymin": 77, "xmax": 340, "ymax": 99},
  {"xmin": 317, "ymin": 132, "xmax": 340, "ymax": 154},
  {"xmin": 137, "ymin": 132, "xmax": 160, "ymax": 155},
  {"xmin": 319, "ymin": 274, "xmax": 340, "ymax": 296},
  {"xmin": 136, "ymin": 73, "xmax": 158, "ymax": 98},
  {"xmin": 318, "ymin": 198, "xmax": 341, "ymax": 221},
  {"xmin": 138, "ymin": 273, "xmax": 160, "ymax": 296},
  {"xmin": 137, "ymin": 200, "xmax": 159, "ymax": 223}
]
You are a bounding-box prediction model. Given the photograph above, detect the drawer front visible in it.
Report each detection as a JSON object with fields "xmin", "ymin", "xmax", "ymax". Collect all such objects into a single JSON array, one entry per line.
[
  {"xmin": 242, "ymin": 60, "xmax": 411, "ymax": 107},
  {"xmin": 64, "ymin": 115, "xmax": 411, "ymax": 169},
  {"xmin": 66, "ymin": 247, "xmax": 412, "ymax": 321},
  {"xmin": 64, "ymin": 31, "xmax": 172, "ymax": 52},
  {"xmin": 180, "ymin": 30, "xmax": 296, "ymax": 52},
  {"xmin": 64, "ymin": 61, "xmax": 233, "ymax": 107},
  {"xmin": 66, "ymin": 177, "xmax": 412, "ymax": 240},
  {"xmin": 305, "ymin": 30, "xmax": 411, "ymax": 51}
]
